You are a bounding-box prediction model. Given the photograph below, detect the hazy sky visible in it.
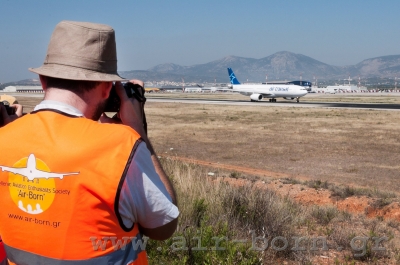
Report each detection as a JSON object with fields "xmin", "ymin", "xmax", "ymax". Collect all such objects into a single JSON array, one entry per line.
[{"xmin": 1, "ymin": 0, "xmax": 399, "ymax": 83}]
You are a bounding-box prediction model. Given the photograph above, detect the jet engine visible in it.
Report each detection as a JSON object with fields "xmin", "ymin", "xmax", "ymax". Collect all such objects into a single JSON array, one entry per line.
[
  {"xmin": 250, "ymin": 94, "xmax": 262, "ymax": 101},
  {"xmin": 284, "ymin": 97, "xmax": 295, "ymax": 100}
]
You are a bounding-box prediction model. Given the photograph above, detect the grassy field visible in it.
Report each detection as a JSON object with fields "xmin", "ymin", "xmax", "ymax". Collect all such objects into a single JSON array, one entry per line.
[
  {"xmin": 142, "ymin": 96, "xmax": 400, "ymax": 263},
  {"xmin": 144, "ymin": 100, "xmax": 400, "ymax": 195},
  {"xmin": 12, "ymin": 93, "xmax": 400, "ymax": 263},
  {"xmin": 13, "ymin": 93, "xmax": 400, "ymax": 194},
  {"xmin": 147, "ymin": 159, "xmax": 400, "ymax": 264}
]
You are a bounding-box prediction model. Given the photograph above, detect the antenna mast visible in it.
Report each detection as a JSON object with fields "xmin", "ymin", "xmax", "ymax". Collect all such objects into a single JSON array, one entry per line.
[{"xmin": 344, "ymin": 73, "xmax": 352, "ymax": 85}]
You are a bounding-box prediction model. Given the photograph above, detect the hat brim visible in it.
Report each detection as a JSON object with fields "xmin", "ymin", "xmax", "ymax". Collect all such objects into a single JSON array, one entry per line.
[
  {"xmin": 0, "ymin": 95, "xmax": 18, "ymax": 105},
  {"xmin": 29, "ymin": 64, "xmax": 127, "ymax": 82}
]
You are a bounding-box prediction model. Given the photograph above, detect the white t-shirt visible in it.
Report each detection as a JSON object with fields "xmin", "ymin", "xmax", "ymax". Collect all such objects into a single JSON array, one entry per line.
[{"xmin": 34, "ymin": 100, "xmax": 179, "ymax": 229}]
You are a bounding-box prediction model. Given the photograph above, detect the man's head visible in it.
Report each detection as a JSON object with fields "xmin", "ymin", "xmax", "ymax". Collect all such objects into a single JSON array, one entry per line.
[
  {"xmin": 30, "ymin": 21, "xmax": 126, "ymax": 82},
  {"xmin": 30, "ymin": 21, "xmax": 125, "ymax": 120}
]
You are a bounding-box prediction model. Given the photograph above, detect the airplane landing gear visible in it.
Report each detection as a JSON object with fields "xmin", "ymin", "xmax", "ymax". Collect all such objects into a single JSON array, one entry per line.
[
  {"xmin": 269, "ymin": 98, "xmax": 277, "ymax": 102},
  {"xmin": 296, "ymin": 97, "xmax": 300, "ymax": 103}
]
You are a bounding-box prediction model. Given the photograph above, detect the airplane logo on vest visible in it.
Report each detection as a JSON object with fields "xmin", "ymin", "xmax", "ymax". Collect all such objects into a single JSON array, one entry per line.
[{"xmin": 0, "ymin": 154, "xmax": 79, "ymax": 181}]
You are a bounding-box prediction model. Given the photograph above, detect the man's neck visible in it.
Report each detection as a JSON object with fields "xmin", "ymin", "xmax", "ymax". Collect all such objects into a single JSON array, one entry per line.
[{"xmin": 44, "ymin": 88, "xmax": 90, "ymax": 117}]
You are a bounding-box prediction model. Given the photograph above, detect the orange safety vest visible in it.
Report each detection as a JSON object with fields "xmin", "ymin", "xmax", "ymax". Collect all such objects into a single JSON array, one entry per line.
[{"xmin": 0, "ymin": 110, "xmax": 148, "ymax": 265}]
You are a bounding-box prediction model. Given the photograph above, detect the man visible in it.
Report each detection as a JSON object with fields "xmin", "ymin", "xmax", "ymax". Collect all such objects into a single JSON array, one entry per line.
[
  {"xmin": 0, "ymin": 21, "xmax": 179, "ymax": 264},
  {"xmin": 0, "ymin": 101, "xmax": 23, "ymax": 127},
  {"xmin": 0, "ymin": 97, "xmax": 23, "ymax": 265}
]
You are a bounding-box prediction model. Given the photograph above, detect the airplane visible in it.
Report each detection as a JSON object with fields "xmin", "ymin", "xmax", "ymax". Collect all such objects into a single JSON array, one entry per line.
[
  {"xmin": 194, "ymin": 84, "xmax": 218, "ymax": 93},
  {"xmin": 183, "ymin": 86, "xmax": 202, "ymax": 93},
  {"xmin": 265, "ymin": 80, "xmax": 312, "ymax": 91},
  {"xmin": 200, "ymin": 86, "xmax": 218, "ymax": 92},
  {"xmin": 0, "ymin": 154, "xmax": 79, "ymax": 181},
  {"xmin": 145, "ymin": 87, "xmax": 160, "ymax": 93},
  {"xmin": 227, "ymin": 68, "xmax": 308, "ymax": 102}
]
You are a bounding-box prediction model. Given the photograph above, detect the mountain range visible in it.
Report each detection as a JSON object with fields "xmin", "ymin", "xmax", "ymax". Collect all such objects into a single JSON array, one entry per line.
[
  {"xmin": 120, "ymin": 51, "xmax": 400, "ymax": 84},
  {"xmin": 2, "ymin": 51, "xmax": 400, "ymax": 87}
]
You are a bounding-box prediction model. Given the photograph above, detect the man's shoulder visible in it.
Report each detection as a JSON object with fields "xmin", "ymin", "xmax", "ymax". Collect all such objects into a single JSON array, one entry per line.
[
  {"xmin": 89, "ymin": 121, "xmax": 142, "ymax": 145},
  {"xmin": 0, "ymin": 112, "xmax": 31, "ymax": 130},
  {"xmin": 97, "ymin": 121, "xmax": 140, "ymax": 136}
]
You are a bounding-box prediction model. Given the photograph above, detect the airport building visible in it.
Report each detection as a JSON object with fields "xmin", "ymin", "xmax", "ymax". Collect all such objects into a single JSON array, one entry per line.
[{"xmin": 3, "ymin": 86, "xmax": 43, "ymax": 93}]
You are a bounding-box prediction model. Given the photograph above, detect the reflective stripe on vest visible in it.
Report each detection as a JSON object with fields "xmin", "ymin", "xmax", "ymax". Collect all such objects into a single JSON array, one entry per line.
[
  {"xmin": 4, "ymin": 238, "xmax": 148, "ymax": 265},
  {"xmin": 0, "ymin": 110, "xmax": 148, "ymax": 264}
]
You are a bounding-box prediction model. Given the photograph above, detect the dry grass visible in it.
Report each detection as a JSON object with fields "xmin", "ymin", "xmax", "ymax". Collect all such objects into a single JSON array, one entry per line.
[
  {"xmin": 144, "ymin": 101, "xmax": 400, "ymax": 196},
  {"xmin": 12, "ymin": 93, "xmax": 400, "ymax": 263},
  {"xmin": 147, "ymin": 159, "xmax": 400, "ymax": 264},
  {"xmin": 15, "ymin": 94, "xmax": 400, "ymax": 194}
]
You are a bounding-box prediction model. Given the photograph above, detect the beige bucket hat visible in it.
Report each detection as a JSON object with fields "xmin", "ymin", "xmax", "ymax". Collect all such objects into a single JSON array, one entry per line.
[
  {"xmin": 0, "ymin": 95, "xmax": 17, "ymax": 105},
  {"xmin": 29, "ymin": 20, "xmax": 127, "ymax": 82}
]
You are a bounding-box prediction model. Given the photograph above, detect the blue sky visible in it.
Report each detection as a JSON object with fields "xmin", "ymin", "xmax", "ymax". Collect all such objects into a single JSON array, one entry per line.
[{"xmin": 1, "ymin": 0, "xmax": 399, "ymax": 83}]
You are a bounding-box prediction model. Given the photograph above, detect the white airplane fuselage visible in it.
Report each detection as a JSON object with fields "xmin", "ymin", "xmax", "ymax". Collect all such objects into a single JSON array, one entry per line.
[
  {"xmin": 227, "ymin": 68, "xmax": 308, "ymax": 102},
  {"xmin": 231, "ymin": 84, "xmax": 308, "ymax": 98}
]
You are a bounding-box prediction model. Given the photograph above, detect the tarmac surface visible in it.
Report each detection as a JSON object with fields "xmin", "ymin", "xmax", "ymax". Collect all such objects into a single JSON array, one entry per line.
[
  {"xmin": 147, "ymin": 97, "xmax": 400, "ymax": 111},
  {"xmin": 4, "ymin": 92, "xmax": 400, "ymax": 111}
]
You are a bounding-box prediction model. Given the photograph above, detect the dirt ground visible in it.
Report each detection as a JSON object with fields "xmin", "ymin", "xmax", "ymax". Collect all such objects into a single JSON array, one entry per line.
[
  {"xmin": 145, "ymin": 95, "xmax": 400, "ymax": 222},
  {"xmin": 11, "ymin": 93, "xmax": 400, "ymax": 220},
  {"xmin": 143, "ymin": 101, "xmax": 400, "ymax": 193}
]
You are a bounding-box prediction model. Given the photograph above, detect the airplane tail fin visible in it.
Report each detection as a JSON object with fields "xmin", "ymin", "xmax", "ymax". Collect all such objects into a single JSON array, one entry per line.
[{"xmin": 227, "ymin": 68, "xmax": 240, "ymax": 85}]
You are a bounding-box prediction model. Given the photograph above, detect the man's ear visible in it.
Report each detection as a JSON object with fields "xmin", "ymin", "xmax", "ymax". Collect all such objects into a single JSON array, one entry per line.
[{"xmin": 101, "ymin": 82, "xmax": 113, "ymax": 99}]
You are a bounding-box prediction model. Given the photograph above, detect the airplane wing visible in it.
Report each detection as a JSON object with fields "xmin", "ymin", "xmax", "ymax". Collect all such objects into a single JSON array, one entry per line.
[
  {"xmin": 260, "ymin": 93, "xmax": 274, "ymax": 97},
  {"xmin": 0, "ymin": 166, "xmax": 28, "ymax": 176},
  {"xmin": 33, "ymin": 169, "xmax": 79, "ymax": 180}
]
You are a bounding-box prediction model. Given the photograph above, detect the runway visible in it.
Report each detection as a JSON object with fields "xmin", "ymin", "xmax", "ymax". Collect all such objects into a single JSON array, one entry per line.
[
  {"xmin": 147, "ymin": 97, "xmax": 400, "ymax": 111},
  {"xmin": 5, "ymin": 92, "xmax": 400, "ymax": 111}
]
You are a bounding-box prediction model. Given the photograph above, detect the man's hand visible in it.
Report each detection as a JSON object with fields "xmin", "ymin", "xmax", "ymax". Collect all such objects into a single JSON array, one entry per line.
[
  {"xmin": 0, "ymin": 103, "xmax": 23, "ymax": 127},
  {"xmin": 100, "ymin": 80, "xmax": 146, "ymax": 136}
]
